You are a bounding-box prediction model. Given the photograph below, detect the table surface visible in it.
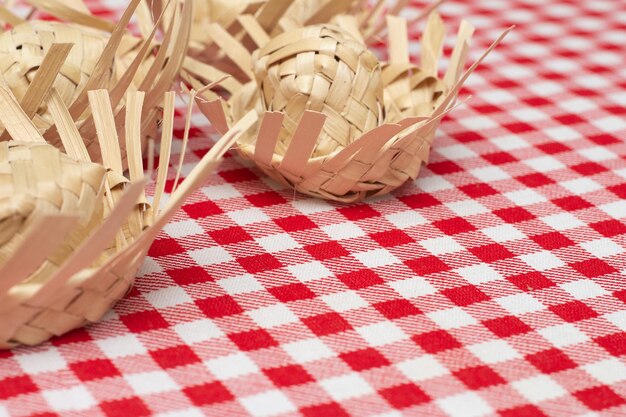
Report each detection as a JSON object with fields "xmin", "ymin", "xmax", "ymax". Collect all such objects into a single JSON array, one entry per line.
[{"xmin": 2, "ymin": 1, "xmax": 626, "ymax": 416}]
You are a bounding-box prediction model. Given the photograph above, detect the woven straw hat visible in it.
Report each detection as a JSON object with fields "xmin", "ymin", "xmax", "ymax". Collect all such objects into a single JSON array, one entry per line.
[
  {"xmin": 188, "ymin": 6, "xmax": 511, "ymax": 202},
  {"xmin": 0, "ymin": 0, "xmax": 192, "ymax": 165},
  {"xmin": 0, "ymin": 76, "xmax": 251, "ymax": 348}
]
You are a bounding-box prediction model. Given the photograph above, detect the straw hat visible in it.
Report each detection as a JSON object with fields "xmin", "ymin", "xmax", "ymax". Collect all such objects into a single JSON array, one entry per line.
[
  {"xmin": 0, "ymin": 77, "xmax": 252, "ymax": 348},
  {"xmin": 188, "ymin": 5, "xmax": 511, "ymax": 202}
]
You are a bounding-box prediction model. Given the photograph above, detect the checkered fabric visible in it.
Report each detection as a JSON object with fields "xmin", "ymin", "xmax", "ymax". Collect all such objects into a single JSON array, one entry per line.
[{"xmin": 2, "ymin": 0, "xmax": 626, "ymax": 416}]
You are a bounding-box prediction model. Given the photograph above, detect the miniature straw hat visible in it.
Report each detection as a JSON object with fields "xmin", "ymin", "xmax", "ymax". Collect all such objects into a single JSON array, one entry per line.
[
  {"xmin": 0, "ymin": 0, "xmax": 192, "ymax": 165},
  {"xmin": 183, "ymin": 3, "xmax": 511, "ymax": 202},
  {"xmin": 0, "ymin": 76, "xmax": 252, "ymax": 348}
]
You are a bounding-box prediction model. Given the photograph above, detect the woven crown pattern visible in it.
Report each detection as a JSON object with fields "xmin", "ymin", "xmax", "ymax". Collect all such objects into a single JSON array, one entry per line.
[{"xmin": 253, "ymin": 24, "xmax": 384, "ymax": 158}]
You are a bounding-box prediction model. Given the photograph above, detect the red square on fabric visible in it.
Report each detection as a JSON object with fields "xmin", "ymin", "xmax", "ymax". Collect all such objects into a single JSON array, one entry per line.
[
  {"xmin": 460, "ymin": 183, "xmax": 499, "ymax": 198},
  {"xmin": 209, "ymin": 226, "xmax": 253, "ymax": 245},
  {"xmin": 590, "ymin": 220, "xmax": 626, "ymax": 237},
  {"xmin": 572, "ymin": 162, "xmax": 608, "ymax": 176},
  {"xmin": 340, "ymin": 348, "xmax": 391, "ymax": 371},
  {"xmin": 494, "ymin": 207, "xmax": 535, "ymax": 223},
  {"xmin": 183, "ymin": 200, "xmax": 223, "ymax": 218},
  {"xmin": 71, "ymin": 359, "xmax": 120, "ymax": 381},
  {"xmin": 303, "ymin": 313, "xmax": 353, "ymax": 336},
  {"xmin": 537, "ymin": 142, "xmax": 570, "ymax": 154},
  {"xmin": 590, "ymin": 133, "xmax": 621, "ymax": 146},
  {"xmin": 337, "ymin": 204, "xmax": 381, "ymax": 221},
  {"xmin": 0, "ymin": 375, "xmax": 38, "ymax": 400},
  {"xmin": 269, "ymin": 283, "xmax": 316, "ymax": 302},
  {"xmin": 168, "ymin": 266, "xmax": 213, "ymax": 285},
  {"xmin": 338, "ymin": 269, "xmax": 384, "ymax": 290},
  {"xmin": 499, "ymin": 405, "xmax": 548, "ymax": 417},
  {"xmin": 455, "ymin": 131, "xmax": 485, "ymax": 142},
  {"xmin": 305, "ymin": 241, "xmax": 349, "ymax": 260},
  {"xmin": 470, "ymin": 244, "xmax": 515, "ymax": 263},
  {"xmin": 482, "ymin": 152, "xmax": 517, "ymax": 165},
  {"xmin": 301, "ymin": 403, "xmax": 350, "ymax": 417},
  {"xmin": 595, "ymin": 333, "xmax": 626, "ymax": 356},
  {"xmin": 150, "ymin": 345, "xmax": 200, "ymax": 369},
  {"xmin": 238, "ymin": 253, "xmax": 283, "ymax": 274},
  {"xmin": 219, "ymin": 167, "xmax": 258, "ymax": 183},
  {"xmin": 552, "ymin": 196, "xmax": 593, "ymax": 211},
  {"xmin": 399, "ymin": 193, "xmax": 441, "ymax": 209},
  {"xmin": 531, "ymin": 232, "xmax": 575, "ymax": 250},
  {"xmin": 148, "ymin": 237, "xmax": 185, "ymax": 257},
  {"xmin": 229, "ymin": 329, "xmax": 278, "ymax": 351},
  {"xmin": 549, "ymin": 301, "xmax": 598, "ymax": 322},
  {"xmin": 196, "ymin": 295, "xmax": 243, "ymax": 319},
  {"xmin": 571, "ymin": 259, "xmax": 617, "ymax": 278},
  {"xmin": 275, "ymin": 215, "xmax": 318, "ymax": 232},
  {"xmin": 574, "ymin": 386, "xmax": 625, "ymax": 411},
  {"xmin": 369, "ymin": 230, "xmax": 414, "ymax": 247},
  {"xmin": 526, "ymin": 349, "xmax": 577, "ymax": 373},
  {"xmin": 184, "ymin": 381, "xmax": 234, "ymax": 406},
  {"xmin": 404, "ymin": 256, "xmax": 451, "ymax": 275},
  {"xmin": 380, "ymin": 383, "xmax": 431, "ymax": 408},
  {"xmin": 507, "ymin": 272, "xmax": 555, "ymax": 292},
  {"xmin": 614, "ymin": 290, "xmax": 626, "ymax": 304},
  {"xmin": 246, "ymin": 191, "xmax": 287, "ymax": 207},
  {"xmin": 264, "ymin": 365, "xmax": 313, "ymax": 387},
  {"xmin": 121, "ymin": 310, "xmax": 169, "ymax": 333},
  {"xmin": 433, "ymin": 217, "xmax": 476, "ymax": 235},
  {"xmin": 101, "ymin": 398, "xmax": 150, "ymax": 417},
  {"xmin": 483, "ymin": 316, "xmax": 532, "ymax": 337},
  {"xmin": 428, "ymin": 160, "xmax": 463, "ymax": 174},
  {"xmin": 374, "ymin": 299, "xmax": 422, "ymax": 319},
  {"xmin": 454, "ymin": 365, "xmax": 506, "ymax": 389},
  {"xmin": 609, "ymin": 184, "xmax": 626, "ymax": 199},
  {"xmin": 516, "ymin": 173, "xmax": 555, "ymax": 188},
  {"xmin": 413, "ymin": 330, "xmax": 461, "ymax": 353},
  {"xmin": 442, "ymin": 285, "xmax": 490, "ymax": 306},
  {"xmin": 51, "ymin": 327, "xmax": 92, "ymax": 346}
]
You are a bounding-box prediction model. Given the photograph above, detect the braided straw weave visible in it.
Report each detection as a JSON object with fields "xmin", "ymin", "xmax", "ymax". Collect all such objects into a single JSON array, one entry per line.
[
  {"xmin": 0, "ymin": 0, "xmax": 192, "ymax": 165},
  {"xmin": 0, "ymin": 67, "xmax": 251, "ymax": 348},
  {"xmin": 190, "ymin": 5, "xmax": 511, "ymax": 202}
]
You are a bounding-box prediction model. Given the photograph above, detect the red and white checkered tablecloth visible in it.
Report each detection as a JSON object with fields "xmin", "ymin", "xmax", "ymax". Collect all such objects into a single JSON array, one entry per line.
[{"xmin": 2, "ymin": 0, "xmax": 626, "ymax": 416}]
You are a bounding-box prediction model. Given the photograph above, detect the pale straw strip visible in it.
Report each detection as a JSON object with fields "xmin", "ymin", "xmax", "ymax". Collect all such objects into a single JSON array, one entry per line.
[
  {"xmin": 25, "ymin": 0, "xmax": 115, "ymax": 31},
  {"xmin": 254, "ymin": 112, "xmax": 284, "ymax": 166},
  {"xmin": 0, "ymin": 83, "xmax": 44, "ymax": 142},
  {"xmin": 47, "ymin": 89, "xmax": 91, "ymax": 161},
  {"xmin": 88, "ymin": 90, "xmax": 123, "ymax": 173},
  {"xmin": 152, "ymin": 91, "xmax": 175, "ymax": 215}
]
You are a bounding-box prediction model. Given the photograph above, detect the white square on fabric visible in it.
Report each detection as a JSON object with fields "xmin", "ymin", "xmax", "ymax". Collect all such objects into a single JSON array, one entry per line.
[
  {"xmin": 436, "ymin": 144, "xmax": 477, "ymax": 160},
  {"xmin": 420, "ymin": 235, "xmax": 464, "ymax": 255},
  {"xmin": 538, "ymin": 323, "xmax": 589, "ymax": 348},
  {"xmin": 600, "ymin": 201, "xmax": 626, "ymax": 219},
  {"xmin": 504, "ymin": 189, "xmax": 547, "ymax": 206},
  {"xmin": 524, "ymin": 156, "xmax": 566, "ymax": 172},
  {"xmin": 427, "ymin": 307, "xmax": 478, "ymax": 329},
  {"xmin": 396, "ymin": 355, "xmax": 449, "ymax": 381},
  {"xmin": 584, "ymin": 358, "xmax": 626, "ymax": 384},
  {"xmin": 390, "ymin": 277, "xmax": 437, "ymax": 298},
  {"xmin": 125, "ymin": 371, "xmax": 178, "ymax": 395},
  {"xmin": 43, "ymin": 386, "xmax": 95, "ymax": 411},
  {"xmin": 96, "ymin": 334, "xmax": 147, "ymax": 358},
  {"xmin": 218, "ymin": 274, "xmax": 264, "ymax": 295},
  {"xmin": 188, "ymin": 246, "xmax": 233, "ymax": 266},
  {"xmin": 490, "ymin": 135, "xmax": 530, "ymax": 151},
  {"xmin": 227, "ymin": 208, "xmax": 270, "ymax": 225},
  {"xmin": 520, "ymin": 251, "xmax": 565, "ymax": 271},
  {"xmin": 292, "ymin": 198, "xmax": 333, "ymax": 214},
  {"xmin": 145, "ymin": 286, "xmax": 193, "ymax": 310},
  {"xmin": 495, "ymin": 293, "xmax": 545, "ymax": 315},
  {"xmin": 16, "ymin": 349, "xmax": 66, "ymax": 374},
  {"xmin": 544, "ymin": 126, "xmax": 581, "ymax": 142},
  {"xmin": 446, "ymin": 201, "xmax": 489, "ymax": 217},
  {"xmin": 248, "ymin": 304, "xmax": 299, "ymax": 328},
  {"xmin": 467, "ymin": 340, "xmax": 521, "ymax": 364},
  {"xmin": 560, "ymin": 279, "xmax": 608, "ymax": 300},
  {"xmin": 174, "ymin": 319, "xmax": 224, "ymax": 344},
  {"xmin": 321, "ymin": 222, "xmax": 365, "ymax": 240},
  {"xmin": 512, "ymin": 375, "xmax": 567, "ymax": 402},
  {"xmin": 205, "ymin": 353, "xmax": 259, "ymax": 379},
  {"xmin": 456, "ymin": 264, "xmax": 503, "ymax": 284},
  {"xmin": 580, "ymin": 238, "xmax": 624, "ymax": 258},
  {"xmin": 354, "ymin": 248, "xmax": 400, "ymax": 268},
  {"xmin": 288, "ymin": 261, "xmax": 332, "ymax": 282},
  {"xmin": 560, "ymin": 178, "xmax": 602, "ymax": 195},
  {"xmin": 355, "ymin": 322, "xmax": 408, "ymax": 346},
  {"xmin": 201, "ymin": 184, "xmax": 241, "ymax": 200},
  {"xmin": 416, "ymin": 175, "xmax": 455, "ymax": 192},
  {"xmin": 482, "ymin": 224, "xmax": 526, "ymax": 243},
  {"xmin": 437, "ymin": 392, "xmax": 493, "ymax": 417},
  {"xmin": 320, "ymin": 373, "xmax": 374, "ymax": 401},
  {"xmin": 163, "ymin": 219, "xmax": 203, "ymax": 238},
  {"xmin": 579, "ymin": 146, "xmax": 618, "ymax": 162},
  {"xmin": 240, "ymin": 390, "xmax": 296, "ymax": 417},
  {"xmin": 322, "ymin": 290, "xmax": 368, "ymax": 312},
  {"xmin": 605, "ymin": 311, "xmax": 626, "ymax": 331},
  {"xmin": 470, "ymin": 166, "xmax": 511, "ymax": 182},
  {"xmin": 540, "ymin": 213, "xmax": 585, "ymax": 231},
  {"xmin": 386, "ymin": 211, "xmax": 428, "ymax": 228},
  {"xmin": 255, "ymin": 233, "xmax": 300, "ymax": 253},
  {"xmin": 282, "ymin": 338, "xmax": 334, "ymax": 363},
  {"xmin": 156, "ymin": 409, "xmax": 204, "ymax": 417}
]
